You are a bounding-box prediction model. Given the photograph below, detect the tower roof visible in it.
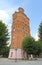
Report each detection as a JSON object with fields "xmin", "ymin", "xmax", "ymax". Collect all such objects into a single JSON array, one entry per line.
[{"xmin": 18, "ymin": 7, "xmax": 24, "ymax": 12}]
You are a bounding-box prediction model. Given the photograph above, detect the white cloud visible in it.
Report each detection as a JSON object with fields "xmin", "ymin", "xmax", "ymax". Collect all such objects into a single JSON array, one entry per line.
[
  {"xmin": 0, "ymin": 10, "xmax": 10, "ymax": 24},
  {"xmin": 0, "ymin": 10, "xmax": 11, "ymax": 42},
  {"xmin": 34, "ymin": 33, "xmax": 39, "ymax": 41}
]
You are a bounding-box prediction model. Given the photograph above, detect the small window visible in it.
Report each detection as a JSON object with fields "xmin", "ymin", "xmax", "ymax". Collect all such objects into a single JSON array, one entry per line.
[
  {"xmin": 27, "ymin": 24, "xmax": 29, "ymax": 27},
  {"xmin": 13, "ymin": 21, "xmax": 16, "ymax": 24},
  {"xmin": 10, "ymin": 52, "xmax": 13, "ymax": 57},
  {"xmin": 13, "ymin": 36, "xmax": 15, "ymax": 39},
  {"xmin": 22, "ymin": 22, "xmax": 24, "ymax": 25},
  {"xmin": 14, "ymin": 29, "xmax": 16, "ymax": 32},
  {"xmin": 21, "ymin": 29, "xmax": 25, "ymax": 32}
]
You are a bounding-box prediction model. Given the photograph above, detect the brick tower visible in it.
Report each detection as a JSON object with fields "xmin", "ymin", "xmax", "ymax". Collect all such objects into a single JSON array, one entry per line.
[{"xmin": 9, "ymin": 7, "xmax": 30, "ymax": 59}]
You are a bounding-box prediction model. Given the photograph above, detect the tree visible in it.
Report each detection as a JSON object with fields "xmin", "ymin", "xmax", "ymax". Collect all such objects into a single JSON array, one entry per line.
[
  {"xmin": 35, "ymin": 41, "xmax": 42, "ymax": 57},
  {"xmin": 22, "ymin": 36, "xmax": 37, "ymax": 58},
  {"xmin": 0, "ymin": 20, "xmax": 9, "ymax": 55},
  {"xmin": 22, "ymin": 36, "xmax": 42, "ymax": 58},
  {"xmin": 2, "ymin": 46, "xmax": 10, "ymax": 57},
  {"xmin": 38, "ymin": 22, "xmax": 42, "ymax": 57},
  {"xmin": 38, "ymin": 22, "xmax": 42, "ymax": 41}
]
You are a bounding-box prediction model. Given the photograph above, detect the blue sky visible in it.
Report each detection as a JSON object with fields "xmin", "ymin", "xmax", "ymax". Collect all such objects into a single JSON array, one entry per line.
[{"xmin": 0, "ymin": 0, "xmax": 42, "ymax": 40}]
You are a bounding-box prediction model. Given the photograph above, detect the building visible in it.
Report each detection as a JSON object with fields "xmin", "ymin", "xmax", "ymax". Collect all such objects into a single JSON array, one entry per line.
[{"xmin": 8, "ymin": 7, "xmax": 30, "ymax": 59}]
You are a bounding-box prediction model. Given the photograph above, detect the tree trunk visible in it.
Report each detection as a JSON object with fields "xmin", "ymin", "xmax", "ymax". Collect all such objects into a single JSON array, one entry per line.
[{"xmin": 27, "ymin": 54, "xmax": 28, "ymax": 59}]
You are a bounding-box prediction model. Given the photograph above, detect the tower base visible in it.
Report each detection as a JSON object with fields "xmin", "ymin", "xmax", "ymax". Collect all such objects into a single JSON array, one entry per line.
[{"xmin": 8, "ymin": 48, "xmax": 23, "ymax": 59}]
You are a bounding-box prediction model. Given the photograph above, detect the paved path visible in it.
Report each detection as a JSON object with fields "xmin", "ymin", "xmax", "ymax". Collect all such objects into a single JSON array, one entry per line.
[{"xmin": 0, "ymin": 58, "xmax": 42, "ymax": 65}]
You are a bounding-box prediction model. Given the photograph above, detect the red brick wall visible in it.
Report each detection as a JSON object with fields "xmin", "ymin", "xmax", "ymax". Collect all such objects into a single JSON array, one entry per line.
[{"xmin": 10, "ymin": 8, "xmax": 30, "ymax": 48}]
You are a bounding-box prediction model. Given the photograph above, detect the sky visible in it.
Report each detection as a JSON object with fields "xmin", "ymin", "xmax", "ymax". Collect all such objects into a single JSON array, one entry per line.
[{"xmin": 0, "ymin": 0, "xmax": 42, "ymax": 41}]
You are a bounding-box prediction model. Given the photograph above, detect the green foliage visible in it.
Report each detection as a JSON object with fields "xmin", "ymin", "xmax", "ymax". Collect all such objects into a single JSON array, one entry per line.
[
  {"xmin": 38, "ymin": 22, "xmax": 42, "ymax": 57},
  {"xmin": 37, "ymin": 41, "xmax": 42, "ymax": 52},
  {"xmin": 35, "ymin": 41, "xmax": 42, "ymax": 57},
  {"xmin": 38, "ymin": 22, "xmax": 42, "ymax": 41},
  {"xmin": 0, "ymin": 20, "xmax": 9, "ymax": 56},
  {"xmin": 22, "ymin": 36, "xmax": 36, "ymax": 54},
  {"xmin": 22, "ymin": 36, "xmax": 42, "ymax": 57},
  {"xmin": 2, "ymin": 46, "xmax": 10, "ymax": 58}
]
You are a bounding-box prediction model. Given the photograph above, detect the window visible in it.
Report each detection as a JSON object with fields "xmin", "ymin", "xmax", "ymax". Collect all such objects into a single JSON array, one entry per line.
[
  {"xmin": 13, "ymin": 36, "xmax": 15, "ymax": 39},
  {"xmin": 21, "ymin": 29, "xmax": 25, "ymax": 33},
  {"xmin": 13, "ymin": 21, "xmax": 16, "ymax": 24},
  {"xmin": 10, "ymin": 52, "xmax": 13, "ymax": 57},
  {"xmin": 14, "ymin": 29, "xmax": 16, "ymax": 32},
  {"xmin": 22, "ymin": 22, "xmax": 25, "ymax": 25}
]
